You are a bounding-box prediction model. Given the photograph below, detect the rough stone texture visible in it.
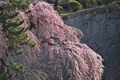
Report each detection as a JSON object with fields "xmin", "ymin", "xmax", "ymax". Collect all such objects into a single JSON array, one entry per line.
[
  {"xmin": 64, "ymin": 3, "xmax": 120, "ymax": 80},
  {"xmin": 0, "ymin": 32, "xmax": 9, "ymax": 58},
  {"xmin": 0, "ymin": 1, "xmax": 103, "ymax": 80}
]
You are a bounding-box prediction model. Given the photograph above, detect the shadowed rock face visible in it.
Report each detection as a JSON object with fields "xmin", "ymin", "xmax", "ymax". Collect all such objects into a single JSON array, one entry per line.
[{"xmin": 0, "ymin": 1, "xmax": 103, "ymax": 80}]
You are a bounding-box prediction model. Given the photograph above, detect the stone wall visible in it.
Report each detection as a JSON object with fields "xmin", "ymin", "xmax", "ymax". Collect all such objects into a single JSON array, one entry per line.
[{"xmin": 64, "ymin": 3, "xmax": 120, "ymax": 80}]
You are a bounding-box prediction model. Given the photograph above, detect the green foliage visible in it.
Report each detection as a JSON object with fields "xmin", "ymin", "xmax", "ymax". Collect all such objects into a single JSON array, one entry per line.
[
  {"xmin": 27, "ymin": 41, "xmax": 36, "ymax": 47},
  {"xmin": 8, "ymin": 0, "xmax": 30, "ymax": 10},
  {"xmin": 0, "ymin": 0, "xmax": 35, "ymax": 54},
  {"xmin": 0, "ymin": 73, "xmax": 12, "ymax": 80},
  {"xmin": 76, "ymin": 0, "xmax": 86, "ymax": 7},
  {"xmin": 54, "ymin": 6, "xmax": 63, "ymax": 13},
  {"xmin": 15, "ymin": 50, "xmax": 23, "ymax": 55},
  {"xmin": 59, "ymin": 1, "xmax": 70, "ymax": 9},
  {"xmin": 0, "ymin": 0, "xmax": 36, "ymax": 80},
  {"xmin": 0, "ymin": 24, "xmax": 3, "ymax": 31},
  {"xmin": 8, "ymin": 63, "xmax": 27, "ymax": 74},
  {"xmin": 69, "ymin": 1, "xmax": 82, "ymax": 12},
  {"xmin": 90, "ymin": 0, "xmax": 96, "ymax": 4},
  {"xmin": 76, "ymin": 0, "xmax": 97, "ymax": 7},
  {"xmin": 0, "ymin": 63, "xmax": 27, "ymax": 80}
]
